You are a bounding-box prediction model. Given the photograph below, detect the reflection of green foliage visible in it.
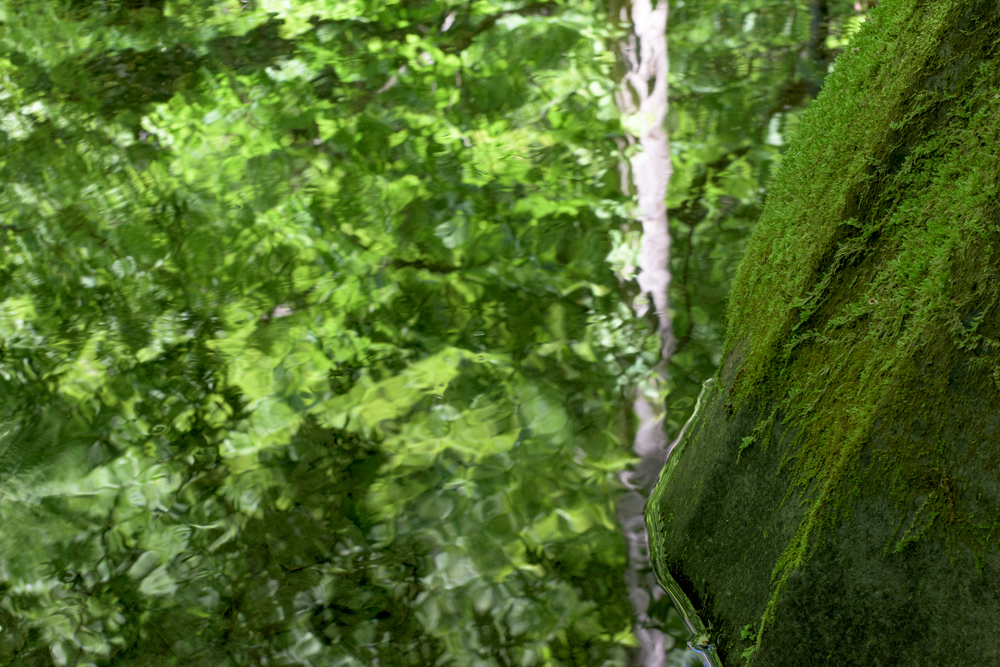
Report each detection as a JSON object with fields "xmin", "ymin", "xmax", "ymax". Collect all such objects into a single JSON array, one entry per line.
[{"xmin": 0, "ymin": 0, "xmax": 652, "ymax": 664}]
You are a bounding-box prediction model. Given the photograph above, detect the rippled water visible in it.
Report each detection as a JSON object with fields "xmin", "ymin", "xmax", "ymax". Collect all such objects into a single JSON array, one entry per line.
[{"xmin": 0, "ymin": 2, "xmax": 701, "ymax": 665}]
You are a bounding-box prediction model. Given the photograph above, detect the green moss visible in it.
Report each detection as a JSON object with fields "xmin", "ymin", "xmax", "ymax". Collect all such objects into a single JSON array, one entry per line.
[
  {"xmin": 739, "ymin": 624, "xmax": 758, "ymax": 663},
  {"xmin": 713, "ymin": 0, "xmax": 1000, "ymax": 654}
]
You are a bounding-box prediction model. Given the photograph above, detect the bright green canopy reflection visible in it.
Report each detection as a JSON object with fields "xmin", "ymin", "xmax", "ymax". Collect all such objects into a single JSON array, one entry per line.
[{"xmin": 0, "ymin": 1, "xmax": 663, "ymax": 665}]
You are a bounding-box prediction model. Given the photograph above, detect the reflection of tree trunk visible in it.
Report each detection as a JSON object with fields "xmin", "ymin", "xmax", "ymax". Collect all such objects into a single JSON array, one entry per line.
[
  {"xmin": 609, "ymin": 0, "xmax": 679, "ymax": 665},
  {"xmin": 612, "ymin": 0, "xmax": 674, "ymax": 362},
  {"xmin": 618, "ymin": 398, "xmax": 671, "ymax": 667},
  {"xmin": 647, "ymin": 2, "xmax": 1000, "ymax": 664}
]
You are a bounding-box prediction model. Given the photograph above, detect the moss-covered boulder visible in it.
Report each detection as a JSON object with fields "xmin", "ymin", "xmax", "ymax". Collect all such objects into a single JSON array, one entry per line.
[{"xmin": 646, "ymin": 2, "xmax": 1000, "ymax": 665}]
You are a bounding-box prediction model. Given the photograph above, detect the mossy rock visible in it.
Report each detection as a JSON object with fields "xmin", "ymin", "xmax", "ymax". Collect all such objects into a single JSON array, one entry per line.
[{"xmin": 647, "ymin": 1, "xmax": 1000, "ymax": 664}]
